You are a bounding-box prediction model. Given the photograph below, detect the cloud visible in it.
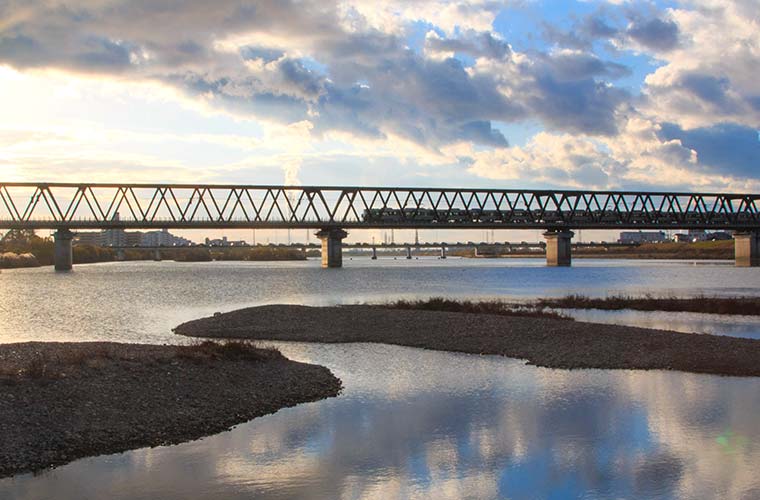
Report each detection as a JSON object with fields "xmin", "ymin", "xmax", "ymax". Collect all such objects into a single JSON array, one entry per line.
[
  {"xmin": 465, "ymin": 116, "xmax": 760, "ymax": 192},
  {"xmin": 626, "ymin": 17, "xmax": 680, "ymax": 52},
  {"xmin": 0, "ymin": 0, "xmax": 638, "ymax": 151},
  {"xmin": 424, "ymin": 30, "xmax": 511, "ymax": 60},
  {"xmin": 640, "ymin": 0, "xmax": 760, "ymax": 128},
  {"xmin": 1, "ymin": 0, "xmax": 759, "ymax": 191},
  {"xmin": 657, "ymin": 122, "xmax": 760, "ymax": 177}
]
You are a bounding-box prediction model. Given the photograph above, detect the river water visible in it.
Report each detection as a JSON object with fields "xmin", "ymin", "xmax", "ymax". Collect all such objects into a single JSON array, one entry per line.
[{"xmin": 0, "ymin": 258, "xmax": 759, "ymax": 499}]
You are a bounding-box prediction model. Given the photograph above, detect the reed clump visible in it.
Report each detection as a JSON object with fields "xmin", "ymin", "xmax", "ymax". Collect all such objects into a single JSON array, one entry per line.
[
  {"xmin": 0, "ymin": 252, "xmax": 40, "ymax": 269},
  {"xmin": 176, "ymin": 340, "xmax": 283, "ymax": 362},
  {"xmin": 533, "ymin": 294, "xmax": 760, "ymax": 315},
  {"xmin": 382, "ymin": 297, "xmax": 572, "ymax": 320}
]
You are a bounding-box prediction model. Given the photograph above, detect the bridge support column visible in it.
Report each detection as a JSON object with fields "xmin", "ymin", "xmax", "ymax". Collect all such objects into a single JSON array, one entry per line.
[
  {"xmin": 153, "ymin": 249, "xmax": 162, "ymax": 262},
  {"xmin": 406, "ymin": 246, "xmax": 412, "ymax": 259},
  {"xmin": 116, "ymin": 248, "xmax": 126, "ymax": 261},
  {"xmin": 53, "ymin": 229, "xmax": 74, "ymax": 271},
  {"xmin": 734, "ymin": 231, "xmax": 760, "ymax": 267},
  {"xmin": 371, "ymin": 246, "xmax": 377, "ymax": 260},
  {"xmin": 543, "ymin": 230, "xmax": 574, "ymax": 267},
  {"xmin": 440, "ymin": 246, "xmax": 447, "ymax": 259},
  {"xmin": 316, "ymin": 228, "xmax": 348, "ymax": 268}
]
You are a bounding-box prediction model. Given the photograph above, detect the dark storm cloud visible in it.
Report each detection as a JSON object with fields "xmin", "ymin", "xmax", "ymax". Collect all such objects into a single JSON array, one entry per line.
[
  {"xmin": 658, "ymin": 122, "xmax": 760, "ymax": 177},
  {"xmin": 626, "ymin": 17, "xmax": 679, "ymax": 51},
  {"xmin": 0, "ymin": 0, "xmax": 635, "ymax": 147}
]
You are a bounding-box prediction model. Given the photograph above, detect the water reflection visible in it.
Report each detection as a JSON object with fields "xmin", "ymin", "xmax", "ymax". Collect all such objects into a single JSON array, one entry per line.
[
  {"xmin": 2, "ymin": 343, "xmax": 758, "ymax": 500},
  {"xmin": 1, "ymin": 260, "xmax": 759, "ymax": 499},
  {"xmin": 1, "ymin": 259, "xmax": 759, "ymax": 343},
  {"xmin": 564, "ymin": 309, "xmax": 760, "ymax": 340}
]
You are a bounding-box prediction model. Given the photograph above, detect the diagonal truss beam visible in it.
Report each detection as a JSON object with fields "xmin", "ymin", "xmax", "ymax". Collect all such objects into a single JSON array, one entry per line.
[{"xmin": 0, "ymin": 183, "xmax": 757, "ymax": 231}]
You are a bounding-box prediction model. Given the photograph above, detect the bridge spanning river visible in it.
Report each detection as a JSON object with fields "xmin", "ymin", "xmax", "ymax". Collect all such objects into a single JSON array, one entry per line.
[{"xmin": 1, "ymin": 182, "xmax": 758, "ymax": 269}]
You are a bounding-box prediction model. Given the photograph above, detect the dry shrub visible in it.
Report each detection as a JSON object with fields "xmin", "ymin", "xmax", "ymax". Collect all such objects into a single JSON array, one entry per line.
[
  {"xmin": 383, "ymin": 297, "xmax": 572, "ymax": 320},
  {"xmin": 177, "ymin": 340, "xmax": 283, "ymax": 363}
]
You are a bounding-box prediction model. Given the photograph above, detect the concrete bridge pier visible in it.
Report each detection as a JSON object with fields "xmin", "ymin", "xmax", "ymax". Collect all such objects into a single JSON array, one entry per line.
[
  {"xmin": 116, "ymin": 248, "xmax": 126, "ymax": 261},
  {"xmin": 371, "ymin": 246, "xmax": 377, "ymax": 260},
  {"xmin": 440, "ymin": 245, "xmax": 447, "ymax": 259},
  {"xmin": 53, "ymin": 229, "xmax": 74, "ymax": 271},
  {"xmin": 316, "ymin": 228, "xmax": 348, "ymax": 268},
  {"xmin": 543, "ymin": 230, "xmax": 574, "ymax": 267},
  {"xmin": 734, "ymin": 231, "xmax": 760, "ymax": 267},
  {"xmin": 153, "ymin": 249, "xmax": 162, "ymax": 262},
  {"xmin": 406, "ymin": 246, "xmax": 412, "ymax": 259}
]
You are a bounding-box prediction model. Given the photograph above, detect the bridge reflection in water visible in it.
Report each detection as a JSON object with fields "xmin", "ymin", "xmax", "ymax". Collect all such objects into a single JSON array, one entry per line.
[{"xmin": 1, "ymin": 182, "xmax": 758, "ymax": 269}]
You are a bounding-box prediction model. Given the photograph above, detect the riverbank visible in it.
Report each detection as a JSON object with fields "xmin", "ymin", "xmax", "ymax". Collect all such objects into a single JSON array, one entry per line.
[
  {"xmin": 466, "ymin": 240, "xmax": 734, "ymax": 260},
  {"xmin": 175, "ymin": 305, "xmax": 760, "ymax": 377},
  {"xmin": 0, "ymin": 341, "xmax": 341, "ymax": 478},
  {"xmin": 0, "ymin": 252, "xmax": 39, "ymax": 269}
]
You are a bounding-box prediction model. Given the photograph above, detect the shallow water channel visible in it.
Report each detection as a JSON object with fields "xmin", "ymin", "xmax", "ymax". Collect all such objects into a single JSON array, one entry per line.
[{"xmin": 1, "ymin": 259, "xmax": 759, "ymax": 499}]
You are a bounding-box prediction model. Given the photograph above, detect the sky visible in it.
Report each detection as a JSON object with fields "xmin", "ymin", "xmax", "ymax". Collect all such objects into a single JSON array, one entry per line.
[{"xmin": 0, "ymin": 0, "xmax": 759, "ymax": 243}]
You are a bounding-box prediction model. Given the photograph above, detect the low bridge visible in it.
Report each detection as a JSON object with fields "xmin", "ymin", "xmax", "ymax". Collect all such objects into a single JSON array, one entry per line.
[
  {"xmin": 98, "ymin": 241, "xmax": 639, "ymax": 262},
  {"xmin": 1, "ymin": 182, "xmax": 758, "ymax": 269}
]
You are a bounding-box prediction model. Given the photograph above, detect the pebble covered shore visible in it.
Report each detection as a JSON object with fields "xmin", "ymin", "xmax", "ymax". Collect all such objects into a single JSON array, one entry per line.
[
  {"xmin": 0, "ymin": 342, "xmax": 341, "ymax": 478},
  {"xmin": 175, "ymin": 305, "xmax": 760, "ymax": 377}
]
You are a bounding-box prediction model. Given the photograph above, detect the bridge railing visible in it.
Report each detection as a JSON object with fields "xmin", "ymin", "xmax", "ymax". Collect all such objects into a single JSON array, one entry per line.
[{"xmin": 1, "ymin": 183, "xmax": 758, "ymax": 229}]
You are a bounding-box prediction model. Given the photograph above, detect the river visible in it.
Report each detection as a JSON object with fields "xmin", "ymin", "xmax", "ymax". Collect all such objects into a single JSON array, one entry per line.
[{"xmin": 1, "ymin": 258, "xmax": 759, "ymax": 499}]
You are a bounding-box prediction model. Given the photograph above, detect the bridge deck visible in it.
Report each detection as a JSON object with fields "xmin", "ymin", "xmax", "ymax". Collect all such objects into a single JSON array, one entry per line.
[{"xmin": 1, "ymin": 183, "xmax": 758, "ymax": 230}]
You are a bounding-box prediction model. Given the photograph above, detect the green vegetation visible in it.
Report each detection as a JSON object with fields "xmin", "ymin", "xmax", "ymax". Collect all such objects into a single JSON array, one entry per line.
[
  {"xmin": 533, "ymin": 294, "xmax": 760, "ymax": 316},
  {"xmin": 382, "ymin": 297, "xmax": 572, "ymax": 320}
]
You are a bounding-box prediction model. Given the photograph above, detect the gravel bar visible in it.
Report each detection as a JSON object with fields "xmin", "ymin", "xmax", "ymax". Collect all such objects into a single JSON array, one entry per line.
[
  {"xmin": 0, "ymin": 342, "xmax": 341, "ymax": 478},
  {"xmin": 175, "ymin": 305, "xmax": 760, "ymax": 377}
]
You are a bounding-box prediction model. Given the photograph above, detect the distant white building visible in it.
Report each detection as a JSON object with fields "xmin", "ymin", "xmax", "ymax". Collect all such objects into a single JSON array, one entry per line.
[
  {"xmin": 204, "ymin": 236, "xmax": 247, "ymax": 247},
  {"xmin": 618, "ymin": 231, "xmax": 667, "ymax": 244},
  {"xmin": 75, "ymin": 228, "xmax": 192, "ymax": 247},
  {"xmin": 142, "ymin": 229, "xmax": 193, "ymax": 247}
]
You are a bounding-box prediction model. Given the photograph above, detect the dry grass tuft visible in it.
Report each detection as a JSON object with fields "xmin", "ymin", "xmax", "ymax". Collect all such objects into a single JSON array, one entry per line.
[
  {"xmin": 381, "ymin": 297, "xmax": 572, "ymax": 320},
  {"xmin": 533, "ymin": 294, "xmax": 760, "ymax": 315},
  {"xmin": 176, "ymin": 340, "xmax": 283, "ymax": 362}
]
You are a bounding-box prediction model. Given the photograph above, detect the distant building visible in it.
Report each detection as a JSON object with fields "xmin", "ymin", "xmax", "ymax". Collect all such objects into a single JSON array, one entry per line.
[
  {"xmin": 618, "ymin": 231, "xmax": 667, "ymax": 244},
  {"xmin": 673, "ymin": 230, "xmax": 732, "ymax": 242},
  {"xmin": 142, "ymin": 228, "xmax": 193, "ymax": 247},
  {"xmin": 74, "ymin": 228, "xmax": 192, "ymax": 247},
  {"xmin": 204, "ymin": 236, "xmax": 247, "ymax": 247},
  {"xmin": 673, "ymin": 233, "xmax": 693, "ymax": 243}
]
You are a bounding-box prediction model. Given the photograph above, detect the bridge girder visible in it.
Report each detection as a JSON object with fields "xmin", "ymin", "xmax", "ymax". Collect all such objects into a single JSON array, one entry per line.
[{"xmin": 0, "ymin": 183, "xmax": 758, "ymax": 231}]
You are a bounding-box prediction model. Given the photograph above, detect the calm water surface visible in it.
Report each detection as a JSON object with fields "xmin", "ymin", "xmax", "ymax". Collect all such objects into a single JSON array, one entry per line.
[{"xmin": 0, "ymin": 258, "xmax": 759, "ymax": 499}]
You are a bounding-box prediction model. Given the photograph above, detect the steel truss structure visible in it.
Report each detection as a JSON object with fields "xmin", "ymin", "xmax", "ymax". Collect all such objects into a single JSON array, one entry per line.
[{"xmin": 0, "ymin": 183, "xmax": 758, "ymax": 230}]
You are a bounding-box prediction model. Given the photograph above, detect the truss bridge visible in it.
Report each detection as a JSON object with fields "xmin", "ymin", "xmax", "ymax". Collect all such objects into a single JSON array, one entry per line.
[{"xmin": 1, "ymin": 182, "xmax": 758, "ymax": 269}]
